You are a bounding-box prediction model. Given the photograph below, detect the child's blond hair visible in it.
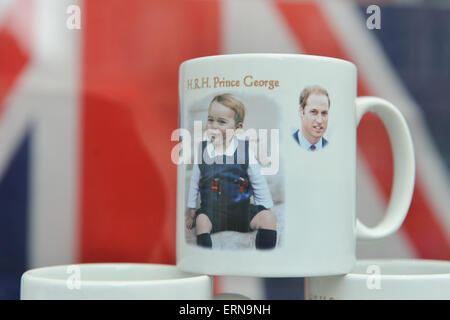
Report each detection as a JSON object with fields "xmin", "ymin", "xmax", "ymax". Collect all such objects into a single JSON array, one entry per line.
[{"xmin": 210, "ymin": 93, "xmax": 246, "ymax": 127}]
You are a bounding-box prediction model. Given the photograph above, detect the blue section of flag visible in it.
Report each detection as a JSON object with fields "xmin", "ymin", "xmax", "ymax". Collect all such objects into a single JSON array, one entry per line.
[
  {"xmin": 0, "ymin": 132, "xmax": 31, "ymax": 299},
  {"xmin": 367, "ymin": 5, "xmax": 450, "ymax": 170},
  {"xmin": 264, "ymin": 278, "xmax": 305, "ymax": 300}
]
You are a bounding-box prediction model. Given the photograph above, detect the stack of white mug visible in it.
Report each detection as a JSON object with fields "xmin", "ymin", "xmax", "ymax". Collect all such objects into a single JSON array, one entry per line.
[{"xmin": 21, "ymin": 54, "xmax": 449, "ymax": 300}]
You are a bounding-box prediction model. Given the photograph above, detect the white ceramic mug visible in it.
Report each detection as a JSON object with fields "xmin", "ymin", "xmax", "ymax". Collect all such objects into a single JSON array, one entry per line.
[
  {"xmin": 176, "ymin": 54, "xmax": 415, "ymax": 277},
  {"xmin": 20, "ymin": 263, "xmax": 244, "ymax": 300},
  {"xmin": 306, "ymin": 259, "xmax": 450, "ymax": 300}
]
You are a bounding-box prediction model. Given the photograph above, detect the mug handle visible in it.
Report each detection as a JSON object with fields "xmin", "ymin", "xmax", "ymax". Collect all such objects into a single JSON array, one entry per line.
[{"xmin": 355, "ymin": 97, "xmax": 415, "ymax": 241}]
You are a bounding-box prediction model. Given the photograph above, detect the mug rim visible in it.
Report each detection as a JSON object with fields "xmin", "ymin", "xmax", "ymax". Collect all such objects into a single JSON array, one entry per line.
[
  {"xmin": 21, "ymin": 263, "xmax": 209, "ymax": 285},
  {"xmin": 341, "ymin": 259, "xmax": 450, "ymax": 279},
  {"xmin": 180, "ymin": 53, "xmax": 356, "ymax": 69}
]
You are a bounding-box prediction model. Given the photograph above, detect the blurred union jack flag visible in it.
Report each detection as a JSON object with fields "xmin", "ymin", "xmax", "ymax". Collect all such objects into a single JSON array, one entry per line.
[{"xmin": 0, "ymin": 0, "xmax": 449, "ymax": 299}]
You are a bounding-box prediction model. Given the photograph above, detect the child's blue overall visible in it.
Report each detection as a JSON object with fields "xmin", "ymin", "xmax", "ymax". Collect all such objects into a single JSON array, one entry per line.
[{"xmin": 196, "ymin": 139, "xmax": 264, "ymax": 233}]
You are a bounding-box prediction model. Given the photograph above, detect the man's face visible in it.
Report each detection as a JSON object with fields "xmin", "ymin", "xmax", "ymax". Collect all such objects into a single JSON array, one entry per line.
[{"xmin": 300, "ymin": 93, "xmax": 329, "ymax": 144}]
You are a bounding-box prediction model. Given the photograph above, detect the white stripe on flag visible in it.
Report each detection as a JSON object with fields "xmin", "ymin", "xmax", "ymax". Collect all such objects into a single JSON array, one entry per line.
[
  {"xmin": 222, "ymin": 0, "xmax": 301, "ymax": 54},
  {"xmin": 0, "ymin": 0, "xmax": 15, "ymax": 26},
  {"xmin": 26, "ymin": 0, "xmax": 82, "ymax": 268},
  {"xmin": 219, "ymin": 276, "xmax": 265, "ymax": 300}
]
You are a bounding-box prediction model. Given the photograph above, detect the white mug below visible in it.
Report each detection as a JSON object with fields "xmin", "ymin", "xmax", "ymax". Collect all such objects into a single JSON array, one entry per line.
[
  {"xmin": 306, "ymin": 259, "xmax": 450, "ymax": 300},
  {"xmin": 20, "ymin": 263, "xmax": 246, "ymax": 300}
]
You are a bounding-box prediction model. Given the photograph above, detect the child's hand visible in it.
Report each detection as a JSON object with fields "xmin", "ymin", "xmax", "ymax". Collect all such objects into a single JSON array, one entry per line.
[{"xmin": 186, "ymin": 209, "xmax": 196, "ymax": 230}]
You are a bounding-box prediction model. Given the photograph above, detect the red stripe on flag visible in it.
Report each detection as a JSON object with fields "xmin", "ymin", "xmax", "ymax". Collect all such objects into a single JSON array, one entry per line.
[
  {"xmin": 277, "ymin": 3, "xmax": 450, "ymax": 259},
  {"xmin": 0, "ymin": 0, "xmax": 31, "ymax": 118},
  {"xmin": 80, "ymin": 0, "xmax": 221, "ymax": 263}
]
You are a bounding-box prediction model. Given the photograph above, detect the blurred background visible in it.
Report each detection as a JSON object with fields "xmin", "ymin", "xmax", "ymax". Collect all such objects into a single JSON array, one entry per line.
[{"xmin": 0, "ymin": 0, "xmax": 449, "ymax": 300}]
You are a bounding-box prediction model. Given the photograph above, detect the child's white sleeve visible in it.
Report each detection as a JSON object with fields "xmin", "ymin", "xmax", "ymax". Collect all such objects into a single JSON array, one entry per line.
[
  {"xmin": 247, "ymin": 150, "xmax": 274, "ymax": 209},
  {"xmin": 187, "ymin": 164, "xmax": 200, "ymax": 209}
]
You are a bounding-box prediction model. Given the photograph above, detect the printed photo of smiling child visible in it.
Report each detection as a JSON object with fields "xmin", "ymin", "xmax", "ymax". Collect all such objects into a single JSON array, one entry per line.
[
  {"xmin": 185, "ymin": 93, "xmax": 277, "ymax": 250},
  {"xmin": 293, "ymin": 85, "xmax": 330, "ymax": 151}
]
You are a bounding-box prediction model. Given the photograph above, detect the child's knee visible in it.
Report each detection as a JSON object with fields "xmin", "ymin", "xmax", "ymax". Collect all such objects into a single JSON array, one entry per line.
[
  {"xmin": 263, "ymin": 210, "xmax": 277, "ymax": 228},
  {"xmin": 256, "ymin": 210, "xmax": 277, "ymax": 230},
  {"xmin": 195, "ymin": 213, "xmax": 212, "ymax": 234}
]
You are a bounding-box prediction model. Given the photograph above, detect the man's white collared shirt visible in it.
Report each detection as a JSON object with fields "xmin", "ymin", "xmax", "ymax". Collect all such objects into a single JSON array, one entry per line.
[{"xmin": 297, "ymin": 130, "xmax": 324, "ymax": 151}]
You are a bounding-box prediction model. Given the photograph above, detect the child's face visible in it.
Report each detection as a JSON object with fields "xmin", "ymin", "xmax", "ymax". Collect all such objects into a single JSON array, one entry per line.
[{"xmin": 206, "ymin": 101, "xmax": 241, "ymax": 144}]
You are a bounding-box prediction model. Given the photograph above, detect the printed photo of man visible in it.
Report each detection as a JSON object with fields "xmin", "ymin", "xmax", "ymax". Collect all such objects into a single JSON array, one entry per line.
[{"xmin": 293, "ymin": 85, "xmax": 330, "ymax": 151}]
